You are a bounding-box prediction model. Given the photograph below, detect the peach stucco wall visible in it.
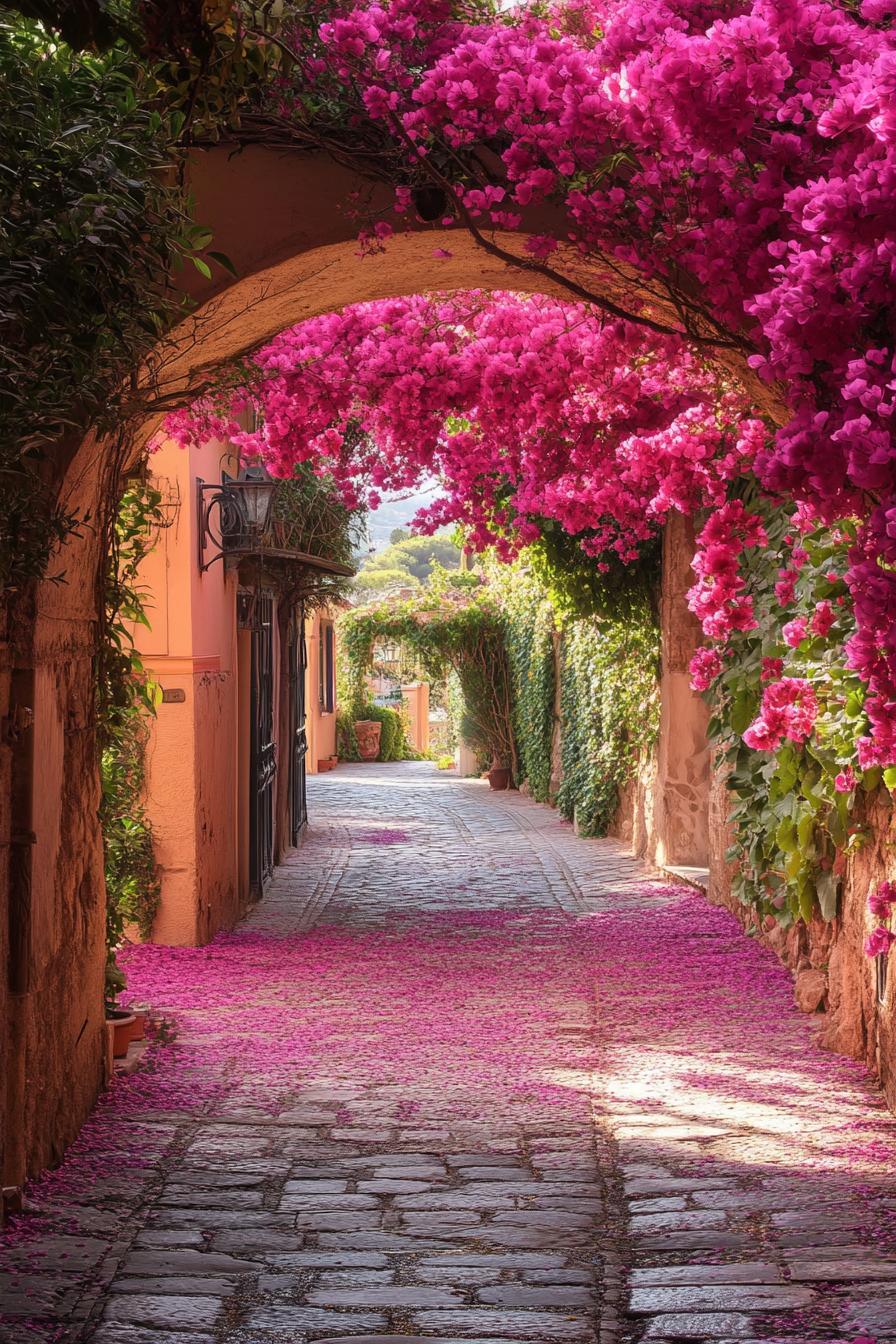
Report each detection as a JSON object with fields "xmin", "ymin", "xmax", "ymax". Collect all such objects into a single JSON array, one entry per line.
[
  {"xmin": 134, "ymin": 437, "xmax": 244, "ymax": 946},
  {"xmin": 401, "ymin": 683, "xmax": 430, "ymax": 755},
  {"xmin": 135, "ymin": 442, "xmax": 339, "ymax": 945},
  {"xmin": 305, "ymin": 611, "xmax": 337, "ymax": 770}
]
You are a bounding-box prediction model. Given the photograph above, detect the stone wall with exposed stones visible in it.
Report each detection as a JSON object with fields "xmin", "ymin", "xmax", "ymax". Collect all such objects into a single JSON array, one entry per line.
[{"xmin": 708, "ymin": 776, "xmax": 896, "ymax": 1112}]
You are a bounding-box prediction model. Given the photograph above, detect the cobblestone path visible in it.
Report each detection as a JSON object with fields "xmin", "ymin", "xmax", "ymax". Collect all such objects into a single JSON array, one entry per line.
[{"xmin": 3, "ymin": 762, "xmax": 896, "ymax": 1344}]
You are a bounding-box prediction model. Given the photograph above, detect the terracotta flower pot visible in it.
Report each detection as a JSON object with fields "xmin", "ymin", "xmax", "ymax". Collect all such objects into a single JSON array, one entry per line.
[
  {"xmin": 354, "ymin": 720, "xmax": 382, "ymax": 761},
  {"xmin": 106, "ymin": 1009, "xmax": 136, "ymax": 1059},
  {"xmin": 488, "ymin": 766, "xmax": 511, "ymax": 791}
]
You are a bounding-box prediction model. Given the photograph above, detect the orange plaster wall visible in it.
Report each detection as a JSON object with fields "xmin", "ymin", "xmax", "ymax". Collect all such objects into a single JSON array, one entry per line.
[
  {"xmin": 305, "ymin": 610, "xmax": 338, "ymax": 770},
  {"xmin": 401, "ymin": 683, "xmax": 430, "ymax": 754},
  {"xmin": 135, "ymin": 437, "xmax": 243, "ymax": 946}
]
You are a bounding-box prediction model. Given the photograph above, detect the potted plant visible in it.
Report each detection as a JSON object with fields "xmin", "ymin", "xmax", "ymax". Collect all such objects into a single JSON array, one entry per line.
[
  {"xmin": 104, "ymin": 955, "xmax": 136, "ymax": 1060},
  {"xmin": 354, "ymin": 719, "xmax": 382, "ymax": 761},
  {"xmin": 487, "ymin": 758, "xmax": 511, "ymax": 791}
]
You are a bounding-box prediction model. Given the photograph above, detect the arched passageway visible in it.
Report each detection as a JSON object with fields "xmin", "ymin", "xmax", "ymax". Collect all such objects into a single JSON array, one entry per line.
[{"xmin": 3, "ymin": 133, "xmax": 782, "ymax": 1196}]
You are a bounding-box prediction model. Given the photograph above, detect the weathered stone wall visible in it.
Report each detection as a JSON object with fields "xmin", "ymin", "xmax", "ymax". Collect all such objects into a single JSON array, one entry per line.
[
  {"xmin": 609, "ymin": 513, "xmax": 710, "ymax": 869},
  {"xmin": 709, "ymin": 773, "xmax": 896, "ymax": 1109},
  {"xmin": 2, "ymin": 431, "xmax": 111, "ymax": 1199}
]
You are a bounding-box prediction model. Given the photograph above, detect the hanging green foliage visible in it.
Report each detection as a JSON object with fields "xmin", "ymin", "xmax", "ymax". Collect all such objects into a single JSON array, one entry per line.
[
  {"xmin": 488, "ymin": 553, "xmax": 661, "ymax": 833},
  {"xmin": 495, "ymin": 567, "xmax": 556, "ymax": 802},
  {"xmin": 98, "ymin": 478, "xmax": 168, "ymax": 1002},
  {"xmin": 556, "ymin": 609, "xmax": 660, "ymax": 836}
]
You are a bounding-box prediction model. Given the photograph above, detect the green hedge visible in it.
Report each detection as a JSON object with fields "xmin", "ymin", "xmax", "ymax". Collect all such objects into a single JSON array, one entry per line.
[{"xmin": 336, "ymin": 703, "xmax": 416, "ymax": 762}]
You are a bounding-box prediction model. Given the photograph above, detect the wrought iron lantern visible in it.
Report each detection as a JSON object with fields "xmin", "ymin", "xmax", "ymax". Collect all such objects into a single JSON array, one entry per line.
[{"xmin": 196, "ymin": 467, "xmax": 278, "ymax": 571}]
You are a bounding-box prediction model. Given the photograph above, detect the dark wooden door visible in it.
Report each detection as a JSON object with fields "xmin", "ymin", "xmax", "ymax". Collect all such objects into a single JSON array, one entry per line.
[
  {"xmin": 290, "ymin": 607, "xmax": 308, "ymax": 843},
  {"xmin": 250, "ymin": 591, "xmax": 276, "ymax": 895}
]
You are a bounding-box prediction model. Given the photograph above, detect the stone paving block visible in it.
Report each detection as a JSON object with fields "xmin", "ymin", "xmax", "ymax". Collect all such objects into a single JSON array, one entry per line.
[
  {"xmin": 88, "ymin": 1329, "xmax": 218, "ymax": 1344},
  {"xmin": 281, "ymin": 1178, "xmax": 348, "ymax": 1193},
  {"xmin": 401, "ymin": 1214, "xmax": 484, "ymax": 1232},
  {"xmin": 412, "ymin": 1308, "xmax": 596, "ymax": 1338},
  {"xmin": 641, "ymin": 1313, "xmax": 757, "ymax": 1338},
  {"xmin": 446, "ymin": 1154, "xmax": 524, "ymax": 1167},
  {"xmin": 242, "ymin": 1306, "xmax": 389, "ymax": 1333},
  {"xmin": 122, "ymin": 1249, "xmax": 260, "ymax": 1275},
  {"xmin": 279, "ymin": 1192, "xmax": 379, "ymax": 1210},
  {"xmin": 307, "ymin": 1285, "xmax": 465, "ymax": 1306},
  {"xmin": 414, "ymin": 1266, "xmax": 504, "ymax": 1285},
  {"xmin": 625, "ymin": 1178, "xmax": 740, "ymax": 1197},
  {"xmin": 636, "ymin": 1232, "xmax": 750, "ymax": 1251},
  {"xmin": 456, "ymin": 1167, "xmax": 531, "ymax": 1181},
  {"xmin": 477, "ymin": 1285, "xmax": 596, "ymax": 1307},
  {"xmin": 103, "ymin": 1293, "xmax": 225, "ymax": 1330},
  {"xmin": 312, "ymin": 1337, "xmax": 546, "ymax": 1344},
  {"xmin": 491, "ymin": 1210, "xmax": 593, "ymax": 1229},
  {"xmin": 630, "ymin": 1210, "xmax": 728, "ymax": 1233},
  {"xmin": 109, "ymin": 1274, "xmax": 240, "ymax": 1296},
  {"xmin": 316, "ymin": 1231, "xmax": 452, "ymax": 1250},
  {"xmin": 789, "ymin": 1258, "xmax": 896, "ymax": 1280},
  {"xmin": 267, "ymin": 1251, "xmax": 390, "ymax": 1268},
  {"xmin": 841, "ymin": 1297, "xmax": 896, "ymax": 1332},
  {"xmin": 162, "ymin": 1167, "xmax": 276, "ymax": 1188},
  {"xmin": 421, "ymin": 1253, "xmax": 573, "ymax": 1268},
  {"xmin": 454, "ymin": 1225, "xmax": 587, "ymax": 1248},
  {"xmin": 521, "ymin": 1269, "xmax": 595, "ymax": 1285},
  {"xmin": 290, "ymin": 1211, "xmax": 384, "ymax": 1230},
  {"xmin": 630, "ymin": 1264, "xmax": 781, "ymax": 1286},
  {"xmin": 628, "ymin": 1197, "xmax": 689, "ymax": 1214},
  {"xmin": 314, "ymin": 1269, "xmax": 397, "ymax": 1287},
  {"xmin": 393, "ymin": 1191, "xmax": 518, "ymax": 1211},
  {"xmin": 212, "ymin": 1229, "xmax": 303, "ymax": 1252},
  {"xmin": 330, "ymin": 1128, "xmax": 395, "ymax": 1141},
  {"xmin": 628, "ymin": 1284, "xmax": 816, "ymax": 1313}
]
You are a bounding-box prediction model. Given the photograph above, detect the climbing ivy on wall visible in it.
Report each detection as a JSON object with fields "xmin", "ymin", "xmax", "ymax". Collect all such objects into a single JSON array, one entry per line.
[
  {"xmin": 556, "ymin": 611, "xmax": 660, "ymax": 837},
  {"xmin": 487, "ymin": 546, "xmax": 661, "ymax": 835},
  {"xmin": 98, "ymin": 479, "xmax": 167, "ymax": 1002},
  {"xmin": 494, "ymin": 568, "xmax": 556, "ymax": 803}
]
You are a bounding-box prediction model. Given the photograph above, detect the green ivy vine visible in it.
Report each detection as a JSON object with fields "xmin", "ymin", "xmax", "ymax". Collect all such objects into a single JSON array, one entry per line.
[
  {"xmin": 488, "ymin": 552, "xmax": 660, "ymax": 835},
  {"xmin": 98, "ymin": 477, "xmax": 167, "ymax": 1003}
]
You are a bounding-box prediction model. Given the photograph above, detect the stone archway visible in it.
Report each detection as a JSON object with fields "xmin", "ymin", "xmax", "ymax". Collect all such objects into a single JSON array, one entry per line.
[{"xmin": 1, "ymin": 144, "xmax": 784, "ymax": 1197}]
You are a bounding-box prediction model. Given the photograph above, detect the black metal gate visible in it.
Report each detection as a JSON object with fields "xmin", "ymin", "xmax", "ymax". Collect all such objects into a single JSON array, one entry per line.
[
  {"xmin": 249, "ymin": 590, "xmax": 276, "ymax": 895},
  {"xmin": 290, "ymin": 606, "xmax": 309, "ymax": 843}
]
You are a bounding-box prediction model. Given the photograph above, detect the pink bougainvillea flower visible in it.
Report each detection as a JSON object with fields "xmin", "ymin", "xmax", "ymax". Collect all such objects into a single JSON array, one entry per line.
[
  {"xmin": 743, "ymin": 677, "xmax": 819, "ymax": 752},
  {"xmin": 868, "ymin": 880, "xmax": 896, "ymax": 919},
  {"xmin": 864, "ymin": 925, "xmax": 896, "ymax": 958},
  {"xmin": 782, "ymin": 616, "xmax": 809, "ymax": 648},
  {"xmin": 689, "ymin": 647, "xmax": 723, "ymax": 692},
  {"xmin": 812, "ymin": 600, "xmax": 836, "ymax": 636}
]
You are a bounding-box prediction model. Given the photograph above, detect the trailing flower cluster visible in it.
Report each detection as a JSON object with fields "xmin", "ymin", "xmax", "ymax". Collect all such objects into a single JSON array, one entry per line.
[
  {"xmin": 167, "ymin": 291, "xmax": 760, "ymax": 563},
  {"xmin": 263, "ymin": 0, "xmax": 896, "ymax": 758}
]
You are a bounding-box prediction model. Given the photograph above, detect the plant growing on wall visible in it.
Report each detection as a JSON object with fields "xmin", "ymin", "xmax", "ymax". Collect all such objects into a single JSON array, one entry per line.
[
  {"xmin": 98, "ymin": 478, "xmax": 168, "ymax": 1002},
  {"xmin": 489, "ymin": 549, "xmax": 661, "ymax": 835},
  {"xmin": 691, "ymin": 491, "xmax": 873, "ymax": 926}
]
